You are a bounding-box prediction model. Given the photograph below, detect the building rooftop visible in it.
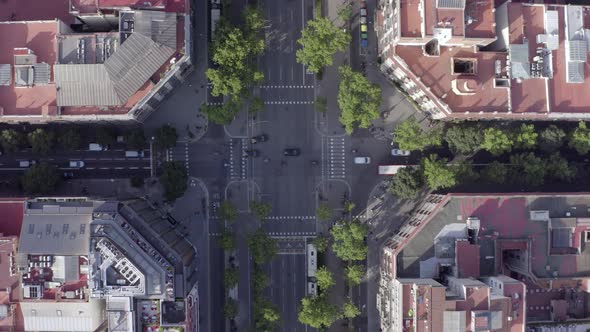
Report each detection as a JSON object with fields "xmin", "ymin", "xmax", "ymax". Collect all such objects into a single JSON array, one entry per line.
[
  {"xmin": 19, "ymin": 213, "xmax": 92, "ymax": 256},
  {"xmin": 0, "ymin": 0, "xmax": 73, "ymax": 22},
  {"xmin": 0, "ymin": 199, "xmax": 24, "ymax": 236},
  {"xmin": 20, "ymin": 300, "xmax": 105, "ymax": 332}
]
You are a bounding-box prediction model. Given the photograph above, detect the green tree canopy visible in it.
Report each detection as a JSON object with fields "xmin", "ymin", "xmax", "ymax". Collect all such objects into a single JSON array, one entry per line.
[
  {"xmin": 316, "ymin": 266, "xmax": 334, "ymax": 291},
  {"xmin": 546, "ymin": 152, "xmax": 576, "ymax": 182},
  {"xmin": 342, "ymin": 300, "xmax": 360, "ymax": 319},
  {"xmin": 21, "ymin": 163, "xmax": 60, "ymax": 194},
  {"xmin": 252, "ymin": 266, "xmax": 269, "ymax": 293},
  {"xmin": 394, "ymin": 117, "xmax": 442, "ymax": 151},
  {"xmin": 0, "ymin": 129, "xmax": 25, "ymax": 153},
  {"xmin": 316, "ymin": 203, "xmax": 332, "ymax": 221},
  {"xmin": 219, "ymin": 201, "xmax": 237, "ymax": 223},
  {"xmin": 515, "ymin": 123, "xmax": 538, "ymax": 149},
  {"xmin": 569, "ymin": 121, "xmax": 590, "ymax": 155},
  {"xmin": 296, "ymin": 17, "xmax": 350, "ymax": 73},
  {"xmin": 313, "ymin": 235, "xmax": 329, "ymax": 253},
  {"xmin": 201, "ymin": 97, "xmax": 242, "ymax": 125},
  {"xmin": 155, "ymin": 125, "xmax": 178, "ymax": 149},
  {"xmin": 96, "ymin": 126, "xmax": 116, "ymax": 147},
  {"xmin": 125, "ymin": 128, "xmax": 146, "ymax": 150},
  {"xmin": 224, "ymin": 298, "xmax": 238, "ymax": 319},
  {"xmin": 58, "ymin": 128, "xmax": 82, "ymax": 151},
  {"xmin": 481, "ymin": 161, "xmax": 508, "ymax": 184},
  {"xmin": 454, "ymin": 160, "xmax": 479, "ymax": 183},
  {"xmin": 224, "ymin": 266, "xmax": 239, "ymax": 289},
  {"xmin": 345, "ymin": 264, "xmax": 364, "ymax": 286},
  {"xmin": 250, "ymin": 200, "xmax": 272, "ymax": 220},
  {"xmin": 315, "ymin": 96, "xmax": 327, "ymax": 113},
  {"xmin": 510, "ymin": 152, "xmax": 546, "ymax": 186},
  {"xmin": 443, "ymin": 124, "xmax": 483, "ymax": 155},
  {"xmin": 343, "ymin": 200, "xmax": 356, "ymax": 214},
  {"xmin": 337, "ymin": 3, "xmax": 353, "ymax": 22},
  {"xmin": 298, "ymin": 295, "xmax": 339, "ymax": 329},
  {"xmin": 337, "ymin": 65, "xmax": 382, "ymax": 134},
  {"xmin": 248, "ymin": 228, "xmax": 278, "ymax": 265},
  {"xmin": 422, "ymin": 154, "xmax": 456, "ymax": 190},
  {"xmin": 481, "ymin": 127, "xmax": 512, "ymax": 156},
  {"xmin": 539, "ymin": 125, "xmax": 566, "ymax": 152},
  {"xmin": 219, "ymin": 230, "xmax": 236, "ymax": 251},
  {"xmin": 389, "ymin": 167, "xmax": 423, "ymax": 199},
  {"xmin": 330, "ymin": 219, "xmax": 368, "ymax": 261},
  {"xmin": 159, "ymin": 161, "xmax": 187, "ymax": 201},
  {"xmin": 249, "ymin": 96, "xmax": 264, "ymax": 114},
  {"xmin": 27, "ymin": 128, "xmax": 55, "ymax": 154},
  {"xmin": 253, "ymin": 297, "xmax": 280, "ymax": 331}
]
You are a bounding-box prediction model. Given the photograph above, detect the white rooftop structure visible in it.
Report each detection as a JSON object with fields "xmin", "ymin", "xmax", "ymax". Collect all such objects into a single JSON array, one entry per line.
[{"xmin": 20, "ymin": 300, "xmax": 106, "ymax": 331}]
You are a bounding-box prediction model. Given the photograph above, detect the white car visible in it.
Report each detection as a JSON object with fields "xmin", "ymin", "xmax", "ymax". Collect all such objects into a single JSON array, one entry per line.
[
  {"xmin": 391, "ymin": 149, "xmax": 410, "ymax": 156},
  {"xmin": 69, "ymin": 161, "xmax": 85, "ymax": 168},
  {"xmin": 354, "ymin": 157, "xmax": 371, "ymax": 164}
]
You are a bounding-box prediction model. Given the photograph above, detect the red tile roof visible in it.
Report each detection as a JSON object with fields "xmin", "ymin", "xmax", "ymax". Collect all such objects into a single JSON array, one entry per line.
[
  {"xmin": 400, "ymin": 0, "xmax": 422, "ymax": 38},
  {"xmin": 455, "ymin": 240, "xmax": 480, "ymax": 278},
  {"xmin": 0, "ymin": 199, "xmax": 25, "ymax": 237},
  {"xmin": 0, "ymin": 0, "xmax": 72, "ymax": 23}
]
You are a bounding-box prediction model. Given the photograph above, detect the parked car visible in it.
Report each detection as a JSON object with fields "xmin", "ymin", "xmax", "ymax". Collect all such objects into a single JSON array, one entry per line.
[
  {"xmin": 251, "ymin": 134, "xmax": 268, "ymax": 144},
  {"xmin": 88, "ymin": 143, "xmax": 107, "ymax": 151},
  {"xmin": 19, "ymin": 160, "xmax": 36, "ymax": 168},
  {"xmin": 69, "ymin": 161, "xmax": 85, "ymax": 168},
  {"xmin": 354, "ymin": 157, "xmax": 371, "ymax": 164},
  {"xmin": 391, "ymin": 149, "xmax": 411, "ymax": 156},
  {"xmin": 284, "ymin": 148, "xmax": 300, "ymax": 156},
  {"xmin": 243, "ymin": 149, "xmax": 260, "ymax": 157},
  {"xmin": 125, "ymin": 150, "xmax": 144, "ymax": 158}
]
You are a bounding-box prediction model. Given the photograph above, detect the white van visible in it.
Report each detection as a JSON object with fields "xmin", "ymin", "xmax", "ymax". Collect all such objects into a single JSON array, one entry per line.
[
  {"xmin": 354, "ymin": 157, "xmax": 371, "ymax": 164},
  {"xmin": 125, "ymin": 150, "xmax": 144, "ymax": 158},
  {"xmin": 88, "ymin": 143, "xmax": 105, "ymax": 151}
]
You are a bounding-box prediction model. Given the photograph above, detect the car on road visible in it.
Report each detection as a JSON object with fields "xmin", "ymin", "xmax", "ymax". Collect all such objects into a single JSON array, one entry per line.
[
  {"xmin": 125, "ymin": 150, "xmax": 144, "ymax": 158},
  {"xmin": 19, "ymin": 160, "xmax": 36, "ymax": 168},
  {"xmin": 243, "ymin": 149, "xmax": 260, "ymax": 157},
  {"xmin": 89, "ymin": 143, "xmax": 107, "ymax": 151},
  {"xmin": 283, "ymin": 148, "xmax": 300, "ymax": 156},
  {"xmin": 354, "ymin": 157, "xmax": 371, "ymax": 164},
  {"xmin": 391, "ymin": 149, "xmax": 411, "ymax": 156},
  {"xmin": 63, "ymin": 172, "xmax": 74, "ymax": 179},
  {"xmin": 251, "ymin": 134, "xmax": 268, "ymax": 144},
  {"xmin": 69, "ymin": 161, "xmax": 85, "ymax": 168}
]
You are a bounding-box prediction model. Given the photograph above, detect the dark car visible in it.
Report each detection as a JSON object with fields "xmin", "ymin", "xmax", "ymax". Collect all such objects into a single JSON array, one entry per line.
[
  {"xmin": 284, "ymin": 148, "xmax": 300, "ymax": 156},
  {"xmin": 243, "ymin": 149, "xmax": 260, "ymax": 157},
  {"xmin": 63, "ymin": 172, "xmax": 74, "ymax": 179},
  {"xmin": 251, "ymin": 134, "xmax": 268, "ymax": 144}
]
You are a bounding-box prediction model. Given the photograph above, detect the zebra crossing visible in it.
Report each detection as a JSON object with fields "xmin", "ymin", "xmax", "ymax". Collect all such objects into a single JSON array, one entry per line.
[
  {"xmin": 328, "ymin": 137, "xmax": 346, "ymax": 179},
  {"xmin": 209, "ymin": 231, "xmax": 315, "ymax": 237},
  {"xmin": 167, "ymin": 141, "xmax": 189, "ymax": 173},
  {"xmin": 265, "ymin": 215, "xmax": 315, "ymax": 221},
  {"xmin": 228, "ymin": 138, "xmax": 248, "ymax": 180}
]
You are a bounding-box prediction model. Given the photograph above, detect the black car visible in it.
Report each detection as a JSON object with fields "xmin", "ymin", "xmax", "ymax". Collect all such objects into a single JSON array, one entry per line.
[
  {"xmin": 243, "ymin": 149, "xmax": 260, "ymax": 157},
  {"xmin": 251, "ymin": 134, "xmax": 268, "ymax": 144},
  {"xmin": 63, "ymin": 172, "xmax": 74, "ymax": 179},
  {"xmin": 284, "ymin": 148, "xmax": 300, "ymax": 156}
]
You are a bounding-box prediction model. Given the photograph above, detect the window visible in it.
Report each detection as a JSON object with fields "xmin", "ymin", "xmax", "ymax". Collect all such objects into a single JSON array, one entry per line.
[
  {"xmin": 62, "ymin": 224, "xmax": 69, "ymax": 235},
  {"xmin": 80, "ymin": 224, "xmax": 86, "ymax": 235},
  {"xmin": 28, "ymin": 224, "xmax": 34, "ymax": 234}
]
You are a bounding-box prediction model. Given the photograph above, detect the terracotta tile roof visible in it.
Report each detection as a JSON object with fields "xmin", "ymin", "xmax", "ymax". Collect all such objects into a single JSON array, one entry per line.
[
  {"xmin": 400, "ymin": 0, "xmax": 423, "ymax": 38},
  {"xmin": 455, "ymin": 240, "xmax": 480, "ymax": 278}
]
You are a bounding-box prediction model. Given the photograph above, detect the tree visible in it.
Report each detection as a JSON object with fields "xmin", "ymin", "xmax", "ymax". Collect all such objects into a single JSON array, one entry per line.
[
  {"xmin": 0, "ymin": 129, "xmax": 24, "ymax": 152},
  {"xmin": 389, "ymin": 167, "xmax": 423, "ymax": 199},
  {"xmin": 546, "ymin": 152, "xmax": 576, "ymax": 182},
  {"xmin": 313, "ymin": 235, "xmax": 329, "ymax": 253},
  {"xmin": 21, "ymin": 163, "xmax": 60, "ymax": 194},
  {"xmin": 540, "ymin": 125, "xmax": 566, "ymax": 152},
  {"xmin": 454, "ymin": 160, "xmax": 479, "ymax": 183},
  {"xmin": 481, "ymin": 161, "xmax": 508, "ymax": 184},
  {"xmin": 481, "ymin": 127, "xmax": 512, "ymax": 156},
  {"xmin": 422, "ymin": 154, "xmax": 456, "ymax": 190},
  {"xmin": 96, "ymin": 126, "xmax": 116, "ymax": 147},
  {"xmin": 253, "ymin": 297, "xmax": 280, "ymax": 331},
  {"xmin": 249, "ymin": 96, "xmax": 264, "ymax": 114},
  {"xmin": 224, "ymin": 298, "xmax": 238, "ymax": 319},
  {"xmin": 515, "ymin": 123, "xmax": 538, "ymax": 149},
  {"xmin": 155, "ymin": 125, "xmax": 178, "ymax": 149},
  {"xmin": 252, "ymin": 266, "xmax": 269, "ymax": 293},
  {"xmin": 330, "ymin": 219, "xmax": 368, "ymax": 261},
  {"xmin": 316, "ymin": 266, "xmax": 334, "ymax": 291},
  {"xmin": 130, "ymin": 175, "xmax": 144, "ymax": 188},
  {"xmin": 219, "ymin": 230, "xmax": 236, "ymax": 251},
  {"xmin": 510, "ymin": 152, "xmax": 546, "ymax": 186},
  {"xmin": 243, "ymin": 5, "xmax": 265, "ymax": 37},
  {"xmin": 201, "ymin": 96, "xmax": 242, "ymax": 125},
  {"xmin": 342, "ymin": 300, "xmax": 360, "ymax": 319},
  {"xmin": 125, "ymin": 128, "xmax": 146, "ymax": 150},
  {"xmin": 569, "ymin": 121, "xmax": 590, "ymax": 155},
  {"xmin": 315, "ymin": 96, "xmax": 327, "ymax": 113},
  {"xmin": 224, "ymin": 267, "xmax": 239, "ymax": 289},
  {"xmin": 159, "ymin": 161, "xmax": 188, "ymax": 201},
  {"xmin": 345, "ymin": 264, "xmax": 364, "ymax": 286},
  {"xmin": 343, "ymin": 200, "xmax": 356, "ymax": 214},
  {"xmin": 337, "ymin": 65, "xmax": 382, "ymax": 134},
  {"xmin": 58, "ymin": 128, "xmax": 82, "ymax": 151},
  {"xmin": 250, "ymin": 200, "xmax": 272, "ymax": 220},
  {"xmin": 394, "ymin": 117, "xmax": 442, "ymax": 151},
  {"xmin": 296, "ymin": 17, "xmax": 350, "ymax": 73},
  {"xmin": 337, "ymin": 3, "xmax": 353, "ymax": 22},
  {"xmin": 316, "ymin": 203, "xmax": 332, "ymax": 221},
  {"xmin": 444, "ymin": 124, "xmax": 483, "ymax": 155},
  {"xmin": 248, "ymin": 228, "xmax": 278, "ymax": 265},
  {"xmin": 27, "ymin": 128, "xmax": 55, "ymax": 154},
  {"xmin": 298, "ymin": 295, "xmax": 339, "ymax": 329},
  {"xmin": 219, "ymin": 201, "xmax": 237, "ymax": 223}
]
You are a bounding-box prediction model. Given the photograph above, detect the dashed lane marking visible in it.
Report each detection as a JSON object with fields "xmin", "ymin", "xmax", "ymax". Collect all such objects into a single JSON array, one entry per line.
[{"xmin": 265, "ymin": 216, "xmax": 315, "ymax": 220}]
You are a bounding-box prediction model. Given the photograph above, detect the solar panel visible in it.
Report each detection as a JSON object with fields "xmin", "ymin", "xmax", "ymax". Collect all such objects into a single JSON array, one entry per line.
[
  {"xmin": 436, "ymin": 0, "xmax": 465, "ymax": 9},
  {"xmin": 567, "ymin": 61, "xmax": 584, "ymax": 83},
  {"xmin": 0, "ymin": 64, "xmax": 10, "ymax": 86},
  {"xmin": 569, "ymin": 40, "xmax": 587, "ymax": 62},
  {"xmin": 33, "ymin": 63, "xmax": 50, "ymax": 85}
]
